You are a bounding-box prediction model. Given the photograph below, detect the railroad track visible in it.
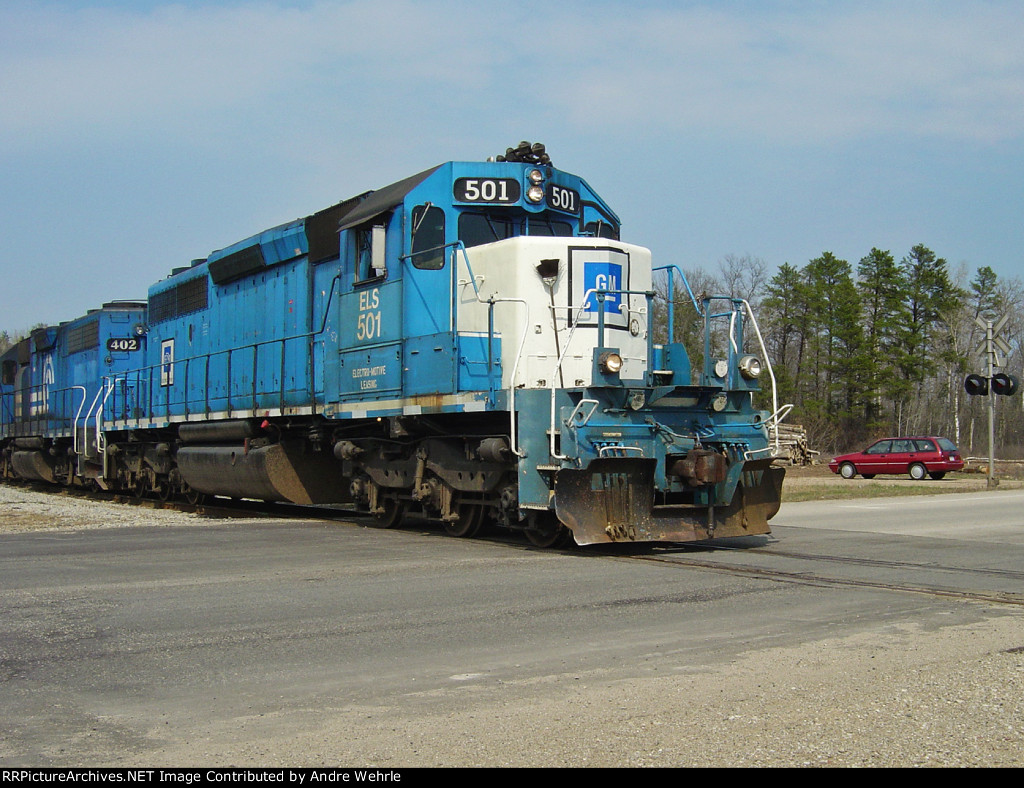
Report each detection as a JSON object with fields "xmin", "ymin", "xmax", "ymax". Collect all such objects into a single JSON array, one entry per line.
[
  {"xmin": 6, "ymin": 478, "xmax": 1022, "ymax": 608},
  {"xmin": 625, "ymin": 542, "xmax": 1024, "ymax": 608}
]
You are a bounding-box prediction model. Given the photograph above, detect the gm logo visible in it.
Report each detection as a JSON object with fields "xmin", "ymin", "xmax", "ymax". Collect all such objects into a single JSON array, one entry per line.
[{"xmin": 583, "ymin": 261, "xmax": 622, "ymax": 312}]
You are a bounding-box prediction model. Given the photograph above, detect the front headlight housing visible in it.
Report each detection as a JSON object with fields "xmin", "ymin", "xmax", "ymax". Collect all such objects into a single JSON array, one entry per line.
[
  {"xmin": 599, "ymin": 351, "xmax": 623, "ymax": 374},
  {"xmin": 738, "ymin": 355, "xmax": 762, "ymax": 379},
  {"xmin": 526, "ymin": 184, "xmax": 545, "ymax": 203}
]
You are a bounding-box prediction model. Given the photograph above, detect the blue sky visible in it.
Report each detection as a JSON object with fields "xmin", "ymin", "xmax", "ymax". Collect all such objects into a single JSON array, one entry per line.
[{"xmin": 2, "ymin": 0, "xmax": 1022, "ymax": 332}]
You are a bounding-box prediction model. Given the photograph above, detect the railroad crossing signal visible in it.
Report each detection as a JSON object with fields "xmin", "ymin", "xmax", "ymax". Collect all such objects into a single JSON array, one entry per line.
[
  {"xmin": 975, "ymin": 313, "xmax": 1012, "ymax": 367},
  {"xmin": 964, "ymin": 372, "xmax": 1019, "ymax": 397},
  {"xmin": 964, "ymin": 314, "xmax": 1018, "ymax": 397},
  {"xmin": 965, "ymin": 314, "xmax": 1018, "ymax": 489}
]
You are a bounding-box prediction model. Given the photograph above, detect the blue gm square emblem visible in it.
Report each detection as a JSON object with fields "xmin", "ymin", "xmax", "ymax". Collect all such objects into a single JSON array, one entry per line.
[{"xmin": 583, "ymin": 261, "xmax": 622, "ymax": 312}]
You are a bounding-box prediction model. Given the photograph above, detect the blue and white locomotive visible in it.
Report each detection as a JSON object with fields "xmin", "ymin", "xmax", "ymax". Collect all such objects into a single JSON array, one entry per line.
[{"xmin": 1, "ymin": 143, "xmax": 785, "ymax": 546}]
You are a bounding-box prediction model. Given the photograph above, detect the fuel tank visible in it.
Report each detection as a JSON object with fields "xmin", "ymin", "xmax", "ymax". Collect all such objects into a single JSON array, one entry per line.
[
  {"xmin": 175, "ymin": 443, "xmax": 350, "ymax": 505},
  {"xmin": 11, "ymin": 450, "xmax": 59, "ymax": 484}
]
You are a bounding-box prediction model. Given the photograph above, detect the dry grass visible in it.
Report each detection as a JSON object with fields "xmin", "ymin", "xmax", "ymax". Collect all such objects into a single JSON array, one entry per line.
[{"xmin": 780, "ymin": 462, "xmax": 1024, "ymax": 502}]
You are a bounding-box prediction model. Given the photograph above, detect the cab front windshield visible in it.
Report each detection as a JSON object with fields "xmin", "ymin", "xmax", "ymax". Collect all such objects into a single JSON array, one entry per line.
[{"xmin": 457, "ymin": 211, "xmax": 573, "ymax": 249}]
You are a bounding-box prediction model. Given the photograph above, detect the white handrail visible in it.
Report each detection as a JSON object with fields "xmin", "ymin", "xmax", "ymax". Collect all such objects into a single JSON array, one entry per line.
[
  {"xmin": 454, "ymin": 245, "xmax": 531, "ymax": 458},
  {"xmin": 739, "ymin": 298, "xmax": 791, "ymax": 456},
  {"xmin": 70, "ymin": 386, "xmax": 87, "ymax": 457}
]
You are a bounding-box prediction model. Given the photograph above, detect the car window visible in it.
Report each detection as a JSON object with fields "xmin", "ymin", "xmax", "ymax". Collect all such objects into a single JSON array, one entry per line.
[
  {"xmin": 913, "ymin": 439, "xmax": 935, "ymax": 452},
  {"xmin": 866, "ymin": 440, "xmax": 892, "ymax": 455},
  {"xmin": 937, "ymin": 437, "xmax": 958, "ymax": 452}
]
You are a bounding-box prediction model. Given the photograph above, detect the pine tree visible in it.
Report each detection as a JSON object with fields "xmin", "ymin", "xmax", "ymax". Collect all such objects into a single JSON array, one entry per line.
[{"xmin": 857, "ymin": 248, "xmax": 907, "ymax": 429}]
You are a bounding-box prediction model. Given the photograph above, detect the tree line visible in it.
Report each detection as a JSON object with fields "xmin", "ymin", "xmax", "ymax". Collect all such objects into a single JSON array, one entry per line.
[{"xmin": 660, "ymin": 247, "xmax": 1024, "ymax": 458}]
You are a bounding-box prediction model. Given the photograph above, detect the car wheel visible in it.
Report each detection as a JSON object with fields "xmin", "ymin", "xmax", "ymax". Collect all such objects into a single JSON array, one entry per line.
[
  {"xmin": 909, "ymin": 463, "xmax": 927, "ymax": 481},
  {"xmin": 928, "ymin": 472, "xmax": 946, "ymax": 480},
  {"xmin": 839, "ymin": 462, "xmax": 856, "ymax": 479}
]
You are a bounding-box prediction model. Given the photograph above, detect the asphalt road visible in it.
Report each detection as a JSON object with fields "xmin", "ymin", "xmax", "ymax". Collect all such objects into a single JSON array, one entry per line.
[{"xmin": 1, "ymin": 490, "xmax": 1023, "ymax": 766}]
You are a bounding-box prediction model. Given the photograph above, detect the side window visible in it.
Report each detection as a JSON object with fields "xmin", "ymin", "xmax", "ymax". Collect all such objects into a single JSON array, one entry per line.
[
  {"xmin": 355, "ymin": 224, "xmax": 387, "ymax": 283},
  {"xmin": 410, "ymin": 205, "xmax": 446, "ymax": 270},
  {"xmin": 866, "ymin": 440, "xmax": 892, "ymax": 455},
  {"xmin": 913, "ymin": 439, "xmax": 935, "ymax": 452}
]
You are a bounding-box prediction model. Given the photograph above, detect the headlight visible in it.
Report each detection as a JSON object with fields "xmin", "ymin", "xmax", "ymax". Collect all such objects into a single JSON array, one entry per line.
[
  {"xmin": 528, "ymin": 168, "xmax": 544, "ymax": 185},
  {"xmin": 527, "ymin": 185, "xmax": 545, "ymax": 203},
  {"xmin": 738, "ymin": 355, "xmax": 762, "ymax": 379},
  {"xmin": 710, "ymin": 393, "xmax": 728, "ymax": 412},
  {"xmin": 599, "ymin": 352, "xmax": 623, "ymax": 374}
]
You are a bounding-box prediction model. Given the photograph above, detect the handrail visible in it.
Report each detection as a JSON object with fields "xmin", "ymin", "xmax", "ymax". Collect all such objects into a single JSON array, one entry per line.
[
  {"xmin": 697, "ymin": 293, "xmax": 791, "ymax": 457},
  {"xmin": 448, "ymin": 241, "xmax": 530, "ymax": 458},
  {"xmin": 738, "ymin": 297, "xmax": 787, "ymax": 454},
  {"xmin": 82, "ymin": 385, "xmax": 107, "ymax": 450},
  {"xmin": 71, "ymin": 386, "xmax": 87, "ymax": 456},
  {"xmin": 97, "ymin": 380, "xmax": 114, "ymax": 479},
  {"xmin": 105, "ymin": 275, "xmax": 342, "ymax": 425},
  {"xmin": 548, "ymin": 286, "xmax": 655, "ymax": 461},
  {"xmin": 652, "ymin": 264, "xmax": 701, "ymax": 342}
]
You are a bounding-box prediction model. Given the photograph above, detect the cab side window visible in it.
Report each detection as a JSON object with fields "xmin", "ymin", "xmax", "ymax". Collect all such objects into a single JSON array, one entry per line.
[
  {"xmin": 355, "ymin": 224, "xmax": 387, "ymax": 283},
  {"xmin": 410, "ymin": 205, "xmax": 446, "ymax": 270}
]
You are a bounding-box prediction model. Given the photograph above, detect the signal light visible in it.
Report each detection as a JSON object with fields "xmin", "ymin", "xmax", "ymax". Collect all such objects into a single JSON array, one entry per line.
[
  {"xmin": 964, "ymin": 374, "xmax": 988, "ymax": 396},
  {"xmin": 992, "ymin": 373, "xmax": 1020, "ymax": 396},
  {"xmin": 964, "ymin": 373, "xmax": 1021, "ymax": 397}
]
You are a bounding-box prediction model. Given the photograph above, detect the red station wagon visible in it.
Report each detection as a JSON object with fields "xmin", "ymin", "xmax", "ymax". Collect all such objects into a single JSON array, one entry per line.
[{"xmin": 829, "ymin": 436, "xmax": 964, "ymax": 480}]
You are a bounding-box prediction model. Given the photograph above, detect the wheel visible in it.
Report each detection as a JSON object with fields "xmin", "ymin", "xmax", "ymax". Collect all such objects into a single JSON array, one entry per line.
[
  {"xmin": 183, "ymin": 486, "xmax": 205, "ymax": 506},
  {"xmin": 524, "ymin": 512, "xmax": 573, "ymax": 548},
  {"xmin": 155, "ymin": 478, "xmax": 173, "ymax": 501},
  {"xmin": 370, "ymin": 495, "xmax": 408, "ymax": 529},
  {"xmin": 442, "ymin": 503, "xmax": 485, "ymax": 538},
  {"xmin": 861, "ymin": 474, "xmax": 875, "ymax": 479},
  {"xmin": 928, "ymin": 471, "xmax": 946, "ymax": 480},
  {"xmin": 839, "ymin": 462, "xmax": 857, "ymax": 479},
  {"xmin": 909, "ymin": 463, "xmax": 927, "ymax": 481}
]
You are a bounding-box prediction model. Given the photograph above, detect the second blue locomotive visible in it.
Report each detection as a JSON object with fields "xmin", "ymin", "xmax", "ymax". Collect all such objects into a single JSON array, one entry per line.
[{"xmin": 1, "ymin": 143, "xmax": 785, "ymax": 546}]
